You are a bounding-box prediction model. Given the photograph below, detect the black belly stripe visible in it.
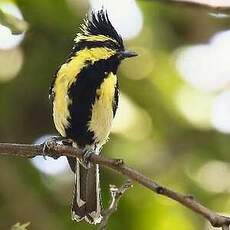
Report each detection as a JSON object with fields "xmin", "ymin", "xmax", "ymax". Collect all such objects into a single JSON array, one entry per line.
[{"xmin": 65, "ymin": 57, "xmax": 119, "ymax": 148}]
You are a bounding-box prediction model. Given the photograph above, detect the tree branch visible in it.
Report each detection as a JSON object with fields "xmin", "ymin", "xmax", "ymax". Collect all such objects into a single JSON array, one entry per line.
[
  {"xmin": 99, "ymin": 180, "xmax": 133, "ymax": 230},
  {"xmin": 0, "ymin": 139, "xmax": 230, "ymax": 229},
  {"xmin": 152, "ymin": 0, "xmax": 230, "ymax": 12}
]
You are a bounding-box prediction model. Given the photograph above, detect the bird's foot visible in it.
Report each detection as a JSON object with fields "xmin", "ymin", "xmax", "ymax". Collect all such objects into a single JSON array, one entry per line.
[
  {"xmin": 79, "ymin": 148, "xmax": 95, "ymax": 169},
  {"xmin": 43, "ymin": 136, "xmax": 73, "ymax": 159}
]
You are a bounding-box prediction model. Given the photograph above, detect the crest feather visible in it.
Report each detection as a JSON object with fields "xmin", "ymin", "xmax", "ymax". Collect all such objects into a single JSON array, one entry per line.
[{"xmin": 78, "ymin": 9, "xmax": 124, "ymax": 49}]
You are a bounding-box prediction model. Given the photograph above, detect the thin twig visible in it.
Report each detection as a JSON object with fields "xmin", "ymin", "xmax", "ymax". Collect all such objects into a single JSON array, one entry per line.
[
  {"xmin": 99, "ymin": 180, "xmax": 133, "ymax": 230},
  {"xmin": 11, "ymin": 222, "xmax": 30, "ymax": 230},
  {"xmin": 145, "ymin": 0, "xmax": 230, "ymax": 12},
  {"xmin": 0, "ymin": 139, "xmax": 230, "ymax": 229}
]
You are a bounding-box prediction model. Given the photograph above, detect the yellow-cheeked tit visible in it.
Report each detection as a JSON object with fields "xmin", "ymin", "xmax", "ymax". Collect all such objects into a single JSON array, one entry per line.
[{"xmin": 49, "ymin": 9, "xmax": 137, "ymax": 224}]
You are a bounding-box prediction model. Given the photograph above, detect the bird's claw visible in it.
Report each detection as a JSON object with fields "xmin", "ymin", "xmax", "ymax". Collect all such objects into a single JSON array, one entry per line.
[
  {"xmin": 43, "ymin": 136, "xmax": 73, "ymax": 159},
  {"xmin": 80, "ymin": 149, "xmax": 95, "ymax": 169}
]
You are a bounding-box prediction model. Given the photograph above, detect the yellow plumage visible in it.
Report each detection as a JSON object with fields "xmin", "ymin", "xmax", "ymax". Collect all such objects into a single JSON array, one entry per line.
[
  {"xmin": 88, "ymin": 72, "xmax": 117, "ymax": 145},
  {"xmin": 53, "ymin": 47, "xmax": 116, "ymax": 137},
  {"xmin": 74, "ymin": 34, "xmax": 117, "ymax": 44}
]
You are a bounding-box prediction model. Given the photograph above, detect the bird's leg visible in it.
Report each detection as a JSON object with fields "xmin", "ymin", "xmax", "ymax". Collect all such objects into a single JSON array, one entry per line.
[{"xmin": 79, "ymin": 148, "xmax": 95, "ymax": 169}]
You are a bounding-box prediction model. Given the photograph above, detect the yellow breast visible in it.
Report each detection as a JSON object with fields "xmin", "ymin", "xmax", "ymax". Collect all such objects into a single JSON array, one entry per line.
[
  {"xmin": 52, "ymin": 47, "xmax": 116, "ymax": 137},
  {"xmin": 88, "ymin": 72, "xmax": 117, "ymax": 146}
]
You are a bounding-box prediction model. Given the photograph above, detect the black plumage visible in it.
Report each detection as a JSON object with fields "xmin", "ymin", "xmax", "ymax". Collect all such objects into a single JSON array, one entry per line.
[
  {"xmin": 81, "ymin": 10, "xmax": 124, "ymax": 49},
  {"xmin": 66, "ymin": 56, "xmax": 120, "ymax": 147}
]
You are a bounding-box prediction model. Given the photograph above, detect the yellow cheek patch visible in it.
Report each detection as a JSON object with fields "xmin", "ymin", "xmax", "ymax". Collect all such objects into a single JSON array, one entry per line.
[
  {"xmin": 53, "ymin": 48, "xmax": 116, "ymax": 137},
  {"xmin": 88, "ymin": 72, "xmax": 117, "ymax": 145}
]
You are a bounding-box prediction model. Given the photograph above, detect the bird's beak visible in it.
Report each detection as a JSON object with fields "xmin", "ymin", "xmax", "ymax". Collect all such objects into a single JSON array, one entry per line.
[{"xmin": 118, "ymin": 50, "xmax": 138, "ymax": 60}]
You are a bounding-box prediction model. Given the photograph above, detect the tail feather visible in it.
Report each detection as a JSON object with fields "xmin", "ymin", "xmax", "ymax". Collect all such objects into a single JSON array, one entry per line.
[
  {"xmin": 85, "ymin": 164, "xmax": 102, "ymax": 223},
  {"xmin": 67, "ymin": 156, "xmax": 76, "ymax": 173},
  {"xmin": 70, "ymin": 159, "xmax": 102, "ymax": 224},
  {"xmin": 71, "ymin": 160, "xmax": 87, "ymax": 221}
]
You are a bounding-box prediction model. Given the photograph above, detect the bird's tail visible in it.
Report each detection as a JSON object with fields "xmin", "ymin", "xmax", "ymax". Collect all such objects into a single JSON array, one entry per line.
[{"xmin": 68, "ymin": 157, "xmax": 102, "ymax": 224}]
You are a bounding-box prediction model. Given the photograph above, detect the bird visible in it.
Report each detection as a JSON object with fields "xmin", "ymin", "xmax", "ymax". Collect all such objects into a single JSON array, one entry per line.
[{"xmin": 49, "ymin": 9, "xmax": 137, "ymax": 224}]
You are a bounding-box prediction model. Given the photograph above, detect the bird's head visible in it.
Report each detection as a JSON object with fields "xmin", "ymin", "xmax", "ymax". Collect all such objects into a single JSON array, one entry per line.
[{"xmin": 72, "ymin": 10, "xmax": 137, "ymax": 73}]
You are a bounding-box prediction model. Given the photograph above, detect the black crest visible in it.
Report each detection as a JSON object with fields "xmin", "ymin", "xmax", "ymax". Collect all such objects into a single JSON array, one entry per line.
[{"xmin": 81, "ymin": 9, "xmax": 124, "ymax": 49}]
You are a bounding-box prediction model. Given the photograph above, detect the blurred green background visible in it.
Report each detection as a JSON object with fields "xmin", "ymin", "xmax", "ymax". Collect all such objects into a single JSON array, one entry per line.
[{"xmin": 1, "ymin": 0, "xmax": 230, "ymax": 229}]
